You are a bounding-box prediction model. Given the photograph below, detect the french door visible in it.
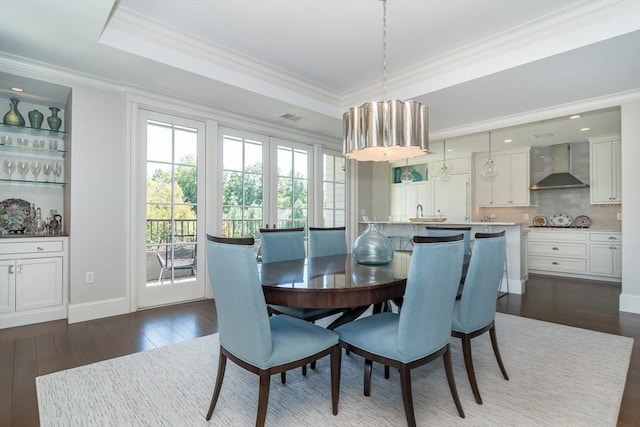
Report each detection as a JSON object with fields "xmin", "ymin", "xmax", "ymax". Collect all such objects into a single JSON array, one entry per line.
[
  {"xmin": 220, "ymin": 128, "xmax": 312, "ymax": 243},
  {"xmin": 137, "ymin": 109, "xmax": 205, "ymax": 308}
]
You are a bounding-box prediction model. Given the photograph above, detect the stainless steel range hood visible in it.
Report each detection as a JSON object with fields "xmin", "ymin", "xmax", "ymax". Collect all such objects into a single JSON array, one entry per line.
[{"xmin": 530, "ymin": 144, "xmax": 589, "ymax": 190}]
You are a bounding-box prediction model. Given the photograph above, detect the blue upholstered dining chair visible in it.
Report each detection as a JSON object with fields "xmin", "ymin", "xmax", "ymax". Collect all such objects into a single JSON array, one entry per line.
[
  {"xmin": 205, "ymin": 235, "xmax": 341, "ymax": 426},
  {"xmin": 335, "ymin": 235, "xmax": 466, "ymax": 427},
  {"xmin": 308, "ymin": 226, "xmax": 348, "ymax": 258},
  {"xmin": 425, "ymin": 225, "xmax": 472, "ymax": 256},
  {"xmin": 260, "ymin": 227, "xmax": 345, "ymax": 378},
  {"xmin": 259, "ymin": 227, "xmax": 306, "ymax": 263},
  {"xmin": 451, "ymin": 231, "xmax": 509, "ymax": 405}
]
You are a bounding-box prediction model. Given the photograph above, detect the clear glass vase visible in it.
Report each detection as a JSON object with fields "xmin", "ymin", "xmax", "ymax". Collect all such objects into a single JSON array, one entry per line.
[{"xmin": 352, "ymin": 223, "xmax": 394, "ymax": 265}]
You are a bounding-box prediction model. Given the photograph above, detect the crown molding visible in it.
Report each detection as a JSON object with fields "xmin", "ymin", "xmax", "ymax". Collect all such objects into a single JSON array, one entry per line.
[
  {"xmin": 430, "ymin": 89, "xmax": 640, "ymax": 142},
  {"xmin": 343, "ymin": 0, "xmax": 640, "ymax": 107},
  {"xmin": 101, "ymin": 6, "xmax": 343, "ymax": 117}
]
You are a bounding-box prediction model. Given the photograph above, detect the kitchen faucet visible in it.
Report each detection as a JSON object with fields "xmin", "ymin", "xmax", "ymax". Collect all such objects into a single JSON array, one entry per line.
[{"xmin": 416, "ymin": 204, "xmax": 423, "ymax": 218}]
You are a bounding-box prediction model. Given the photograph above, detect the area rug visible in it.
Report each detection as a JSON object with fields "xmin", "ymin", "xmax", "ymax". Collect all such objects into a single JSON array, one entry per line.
[{"xmin": 36, "ymin": 313, "xmax": 633, "ymax": 426}]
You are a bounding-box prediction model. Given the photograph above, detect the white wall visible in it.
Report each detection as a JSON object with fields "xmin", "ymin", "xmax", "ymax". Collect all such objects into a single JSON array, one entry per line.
[
  {"xmin": 67, "ymin": 85, "xmax": 129, "ymax": 321},
  {"xmin": 620, "ymin": 100, "xmax": 640, "ymax": 313}
]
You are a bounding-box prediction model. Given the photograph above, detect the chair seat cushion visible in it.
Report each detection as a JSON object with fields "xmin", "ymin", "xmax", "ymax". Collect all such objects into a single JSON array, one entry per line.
[
  {"xmin": 335, "ymin": 312, "xmax": 419, "ymax": 362},
  {"xmin": 258, "ymin": 315, "xmax": 339, "ymax": 369},
  {"xmin": 269, "ymin": 305, "xmax": 335, "ymax": 320}
]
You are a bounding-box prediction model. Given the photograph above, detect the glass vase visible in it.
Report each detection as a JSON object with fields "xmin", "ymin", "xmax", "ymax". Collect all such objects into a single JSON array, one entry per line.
[
  {"xmin": 352, "ymin": 223, "xmax": 394, "ymax": 265},
  {"xmin": 47, "ymin": 107, "xmax": 62, "ymax": 131},
  {"xmin": 3, "ymin": 98, "xmax": 25, "ymax": 126}
]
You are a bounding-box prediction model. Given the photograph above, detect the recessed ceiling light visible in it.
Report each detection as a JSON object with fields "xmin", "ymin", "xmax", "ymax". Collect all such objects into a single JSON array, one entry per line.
[
  {"xmin": 569, "ymin": 114, "xmax": 581, "ymax": 119},
  {"xmin": 10, "ymin": 87, "xmax": 24, "ymax": 92},
  {"xmin": 504, "ymin": 139, "xmax": 512, "ymax": 143},
  {"xmin": 534, "ymin": 133, "xmax": 553, "ymax": 138},
  {"xmin": 580, "ymin": 127, "xmax": 590, "ymax": 132},
  {"xmin": 446, "ymin": 148, "xmax": 453, "ymax": 152}
]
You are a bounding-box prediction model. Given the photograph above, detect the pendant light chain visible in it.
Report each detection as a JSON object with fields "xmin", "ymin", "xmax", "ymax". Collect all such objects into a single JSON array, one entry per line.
[{"xmin": 382, "ymin": 0, "xmax": 388, "ymax": 102}]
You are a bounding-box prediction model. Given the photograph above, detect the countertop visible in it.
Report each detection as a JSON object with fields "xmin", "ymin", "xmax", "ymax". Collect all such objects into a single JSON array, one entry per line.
[{"xmin": 360, "ymin": 221, "xmax": 521, "ymax": 226}]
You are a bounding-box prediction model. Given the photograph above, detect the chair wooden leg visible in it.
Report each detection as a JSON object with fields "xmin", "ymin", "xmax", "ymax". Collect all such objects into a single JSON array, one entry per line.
[
  {"xmin": 302, "ymin": 365, "xmax": 307, "ymax": 376},
  {"xmin": 489, "ymin": 325, "xmax": 509, "ymax": 380},
  {"xmin": 384, "ymin": 365, "xmax": 390, "ymax": 379},
  {"xmin": 280, "ymin": 372, "xmax": 286, "ymax": 384},
  {"xmin": 310, "ymin": 361, "xmax": 316, "ymax": 370},
  {"xmin": 399, "ymin": 364, "xmax": 416, "ymax": 427},
  {"xmin": 443, "ymin": 347, "xmax": 465, "ymax": 418},
  {"xmin": 331, "ymin": 345, "xmax": 341, "ymax": 415},
  {"xmin": 364, "ymin": 359, "xmax": 373, "ymax": 396},
  {"xmin": 461, "ymin": 334, "xmax": 482, "ymax": 404},
  {"xmin": 206, "ymin": 349, "xmax": 227, "ymax": 420},
  {"xmin": 256, "ymin": 370, "xmax": 271, "ymax": 427}
]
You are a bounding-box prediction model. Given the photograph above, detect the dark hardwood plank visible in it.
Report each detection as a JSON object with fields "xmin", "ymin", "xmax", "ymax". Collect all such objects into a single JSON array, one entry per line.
[{"xmin": 0, "ymin": 279, "xmax": 637, "ymax": 427}]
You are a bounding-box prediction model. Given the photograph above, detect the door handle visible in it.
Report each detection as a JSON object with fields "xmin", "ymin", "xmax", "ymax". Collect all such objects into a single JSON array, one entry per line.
[
  {"xmin": 552, "ymin": 247, "xmax": 559, "ymax": 250},
  {"xmin": 552, "ymin": 261, "xmax": 559, "ymax": 265},
  {"xmin": 8, "ymin": 265, "xmax": 14, "ymax": 274}
]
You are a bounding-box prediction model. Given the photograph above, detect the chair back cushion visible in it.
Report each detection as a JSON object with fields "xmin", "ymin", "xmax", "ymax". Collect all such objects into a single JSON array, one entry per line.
[
  {"xmin": 206, "ymin": 236, "xmax": 273, "ymax": 365},
  {"xmin": 425, "ymin": 226, "xmax": 472, "ymax": 255},
  {"xmin": 259, "ymin": 228, "xmax": 306, "ymax": 263},
  {"xmin": 453, "ymin": 232, "xmax": 506, "ymax": 333},
  {"xmin": 308, "ymin": 227, "xmax": 348, "ymax": 258},
  {"xmin": 397, "ymin": 235, "xmax": 464, "ymax": 359}
]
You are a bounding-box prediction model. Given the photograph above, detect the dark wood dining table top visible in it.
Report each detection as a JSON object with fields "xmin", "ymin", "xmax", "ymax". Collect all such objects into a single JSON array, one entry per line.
[{"xmin": 259, "ymin": 254, "xmax": 408, "ymax": 309}]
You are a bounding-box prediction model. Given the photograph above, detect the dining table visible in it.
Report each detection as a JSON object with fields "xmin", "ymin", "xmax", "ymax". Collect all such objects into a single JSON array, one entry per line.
[{"xmin": 259, "ymin": 253, "xmax": 409, "ymax": 329}]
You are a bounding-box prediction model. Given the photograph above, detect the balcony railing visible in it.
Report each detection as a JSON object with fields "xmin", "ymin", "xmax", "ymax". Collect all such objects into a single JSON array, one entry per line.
[{"xmin": 146, "ymin": 218, "xmax": 197, "ymax": 246}]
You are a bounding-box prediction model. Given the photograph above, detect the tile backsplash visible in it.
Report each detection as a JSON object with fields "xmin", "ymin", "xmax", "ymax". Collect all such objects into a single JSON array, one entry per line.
[{"xmin": 475, "ymin": 142, "xmax": 621, "ymax": 230}]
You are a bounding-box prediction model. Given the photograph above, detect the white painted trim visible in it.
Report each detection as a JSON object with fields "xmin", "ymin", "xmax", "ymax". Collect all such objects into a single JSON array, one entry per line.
[
  {"xmin": 528, "ymin": 270, "xmax": 621, "ymax": 283},
  {"xmin": 619, "ymin": 293, "xmax": 640, "ymax": 314},
  {"xmin": 67, "ymin": 297, "xmax": 130, "ymax": 324},
  {"xmin": 0, "ymin": 305, "xmax": 67, "ymax": 329}
]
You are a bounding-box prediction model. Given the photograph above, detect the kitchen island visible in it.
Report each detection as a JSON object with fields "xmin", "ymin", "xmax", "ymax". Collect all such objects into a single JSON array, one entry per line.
[{"xmin": 359, "ymin": 221, "xmax": 527, "ymax": 294}]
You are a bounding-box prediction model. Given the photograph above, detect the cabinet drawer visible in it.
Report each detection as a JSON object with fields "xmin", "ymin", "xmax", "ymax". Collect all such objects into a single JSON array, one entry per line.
[
  {"xmin": 529, "ymin": 256, "xmax": 587, "ymax": 273},
  {"xmin": 589, "ymin": 233, "xmax": 621, "ymax": 243},
  {"xmin": 0, "ymin": 240, "xmax": 64, "ymax": 254},
  {"xmin": 528, "ymin": 242, "xmax": 587, "ymax": 258},
  {"xmin": 527, "ymin": 231, "xmax": 587, "ymax": 242}
]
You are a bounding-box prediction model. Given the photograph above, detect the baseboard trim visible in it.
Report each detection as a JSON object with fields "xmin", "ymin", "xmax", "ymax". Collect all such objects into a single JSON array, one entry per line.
[
  {"xmin": 68, "ymin": 297, "xmax": 131, "ymax": 324},
  {"xmin": 619, "ymin": 293, "xmax": 640, "ymax": 314},
  {"xmin": 0, "ymin": 305, "xmax": 67, "ymax": 329}
]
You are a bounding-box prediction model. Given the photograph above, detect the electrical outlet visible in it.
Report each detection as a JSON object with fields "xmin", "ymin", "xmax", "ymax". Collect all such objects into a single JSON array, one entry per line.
[
  {"xmin": 523, "ymin": 213, "xmax": 529, "ymax": 220},
  {"xmin": 85, "ymin": 272, "xmax": 95, "ymax": 284}
]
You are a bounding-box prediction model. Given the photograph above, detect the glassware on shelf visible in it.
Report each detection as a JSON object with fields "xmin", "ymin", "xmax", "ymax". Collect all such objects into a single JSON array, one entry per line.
[
  {"xmin": 52, "ymin": 162, "xmax": 62, "ymax": 182},
  {"xmin": 30, "ymin": 161, "xmax": 42, "ymax": 181},
  {"xmin": 33, "ymin": 139, "xmax": 45, "ymax": 150},
  {"xmin": 3, "ymin": 160, "xmax": 16, "ymax": 179},
  {"xmin": 42, "ymin": 162, "xmax": 52, "ymax": 182},
  {"xmin": 1, "ymin": 135, "xmax": 12, "ymax": 145},
  {"xmin": 17, "ymin": 137, "xmax": 29, "ymax": 148},
  {"xmin": 48, "ymin": 139, "xmax": 58, "ymax": 150},
  {"xmin": 17, "ymin": 161, "xmax": 29, "ymax": 179}
]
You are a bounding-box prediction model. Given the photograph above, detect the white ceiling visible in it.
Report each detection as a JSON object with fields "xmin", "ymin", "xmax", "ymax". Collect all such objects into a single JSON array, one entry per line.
[{"xmin": 0, "ymin": 0, "xmax": 639, "ymax": 153}]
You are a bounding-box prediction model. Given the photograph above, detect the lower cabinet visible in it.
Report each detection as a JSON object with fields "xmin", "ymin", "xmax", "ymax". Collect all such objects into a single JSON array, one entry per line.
[
  {"xmin": 527, "ymin": 230, "xmax": 621, "ymax": 281},
  {"xmin": 0, "ymin": 237, "xmax": 68, "ymax": 328},
  {"xmin": 588, "ymin": 232, "xmax": 622, "ymax": 277}
]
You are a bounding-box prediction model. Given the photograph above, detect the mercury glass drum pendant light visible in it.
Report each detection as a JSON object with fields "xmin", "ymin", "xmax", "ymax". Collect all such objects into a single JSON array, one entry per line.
[
  {"xmin": 481, "ymin": 131, "xmax": 497, "ymax": 177},
  {"xmin": 439, "ymin": 139, "xmax": 451, "ymax": 182},
  {"xmin": 343, "ymin": 0, "xmax": 429, "ymax": 162},
  {"xmin": 400, "ymin": 159, "xmax": 414, "ymax": 183}
]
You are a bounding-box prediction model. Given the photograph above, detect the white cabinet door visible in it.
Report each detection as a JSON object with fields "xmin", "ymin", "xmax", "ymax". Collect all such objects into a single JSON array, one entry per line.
[
  {"xmin": 493, "ymin": 152, "xmax": 529, "ymax": 206},
  {"xmin": 589, "ymin": 244, "xmax": 622, "ymax": 276},
  {"xmin": 509, "ymin": 152, "xmax": 530, "ymax": 205},
  {"xmin": 0, "ymin": 260, "xmax": 16, "ymax": 314},
  {"xmin": 15, "ymin": 257, "xmax": 63, "ymax": 311},
  {"xmin": 390, "ymin": 184, "xmax": 405, "ymax": 220},
  {"xmin": 590, "ymin": 139, "xmax": 621, "ymax": 204},
  {"xmin": 433, "ymin": 173, "xmax": 469, "ymax": 222},
  {"xmin": 476, "ymin": 154, "xmax": 494, "ymax": 206},
  {"xmin": 404, "ymin": 181, "xmax": 431, "ymax": 219}
]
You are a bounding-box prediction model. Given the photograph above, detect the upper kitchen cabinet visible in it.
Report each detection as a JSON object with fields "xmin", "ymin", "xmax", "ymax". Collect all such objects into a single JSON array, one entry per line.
[
  {"xmin": 589, "ymin": 136, "xmax": 621, "ymax": 204},
  {"xmin": 476, "ymin": 148, "xmax": 530, "ymax": 207}
]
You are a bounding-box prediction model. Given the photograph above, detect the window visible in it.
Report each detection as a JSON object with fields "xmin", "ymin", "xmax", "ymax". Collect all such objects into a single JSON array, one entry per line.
[{"xmin": 322, "ymin": 153, "xmax": 346, "ymax": 227}]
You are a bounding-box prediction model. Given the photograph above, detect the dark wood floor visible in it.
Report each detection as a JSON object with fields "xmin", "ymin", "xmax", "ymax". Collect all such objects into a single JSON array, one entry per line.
[{"xmin": 0, "ymin": 274, "xmax": 638, "ymax": 427}]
